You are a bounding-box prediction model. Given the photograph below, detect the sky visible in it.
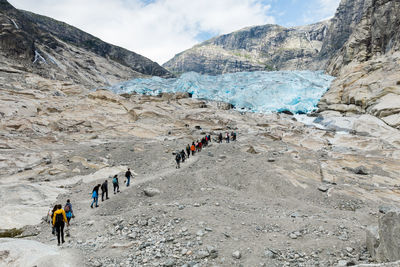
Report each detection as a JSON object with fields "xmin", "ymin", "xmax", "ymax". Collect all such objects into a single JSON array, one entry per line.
[{"xmin": 8, "ymin": 0, "xmax": 341, "ymax": 65}]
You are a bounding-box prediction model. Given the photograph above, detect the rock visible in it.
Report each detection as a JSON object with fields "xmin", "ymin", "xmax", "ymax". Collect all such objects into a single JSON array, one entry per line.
[
  {"xmin": 143, "ymin": 188, "xmax": 160, "ymax": 197},
  {"xmin": 379, "ymin": 206, "xmax": 395, "ymax": 214},
  {"xmin": 163, "ymin": 21, "xmax": 330, "ymax": 75},
  {"xmin": 375, "ymin": 211, "xmax": 400, "ymax": 262},
  {"xmin": 207, "ymin": 246, "xmax": 218, "ymax": 259},
  {"xmin": 111, "ymin": 242, "xmax": 134, "ymax": 249},
  {"xmin": 318, "ymin": 185, "xmax": 329, "ymax": 192},
  {"xmin": 197, "ymin": 250, "xmax": 210, "ymax": 259},
  {"xmin": 289, "ymin": 233, "xmax": 298, "ymax": 239},
  {"xmin": 164, "ymin": 258, "xmax": 175, "ymax": 266},
  {"xmin": 337, "ymin": 260, "xmax": 354, "ymax": 266},
  {"xmin": 232, "ymin": 250, "xmax": 242, "ymax": 259},
  {"xmin": 267, "ymin": 158, "xmax": 275, "ymax": 162},
  {"xmin": 354, "ymin": 166, "xmax": 369, "ymax": 175},
  {"xmin": 246, "ymin": 146, "xmax": 258, "ymax": 154},
  {"xmin": 265, "ymin": 249, "xmax": 276, "ymax": 259}
]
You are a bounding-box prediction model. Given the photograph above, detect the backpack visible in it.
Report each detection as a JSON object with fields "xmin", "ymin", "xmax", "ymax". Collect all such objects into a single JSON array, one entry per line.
[
  {"xmin": 64, "ymin": 204, "xmax": 70, "ymax": 212},
  {"xmin": 176, "ymin": 154, "xmax": 181, "ymax": 161},
  {"xmin": 55, "ymin": 213, "xmax": 63, "ymax": 224},
  {"xmin": 113, "ymin": 177, "xmax": 117, "ymax": 184}
]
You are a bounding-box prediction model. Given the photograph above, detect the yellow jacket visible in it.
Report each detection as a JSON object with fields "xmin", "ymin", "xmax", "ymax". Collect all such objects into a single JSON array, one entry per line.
[{"xmin": 52, "ymin": 209, "xmax": 68, "ymax": 225}]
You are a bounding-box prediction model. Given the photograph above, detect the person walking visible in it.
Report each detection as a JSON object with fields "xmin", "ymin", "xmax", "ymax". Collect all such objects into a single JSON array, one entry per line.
[
  {"xmin": 180, "ymin": 150, "xmax": 186, "ymax": 163},
  {"xmin": 125, "ymin": 168, "xmax": 132, "ymax": 187},
  {"xmin": 186, "ymin": 144, "xmax": 190, "ymax": 159},
  {"xmin": 175, "ymin": 152, "xmax": 181, "ymax": 169},
  {"xmin": 112, "ymin": 175, "xmax": 120, "ymax": 194},
  {"xmin": 218, "ymin": 133, "xmax": 223, "ymax": 143},
  {"xmin": 64, "ymin": 199, "xmax": 74, "ymax": 224},
  {"xmin": 91, "ymin": 184, "xmax": 101, "ymax": 208},
  {"xmin": 101, "ymin": 180, "xmax": 109, "ymax": 201},
  {"xmin": 226, "ymin": 132, "xmax": 230, "ymax": 143},
  {"xmin": 52, "ymin": 204, "xmax": 68, "ymax": 246},
  {"xmin": 64, "ymin": 199, "xmax": 74, "ymax": 237},
  {"xmin": 191, "ymin": 142, "xmax": 196, "ymax": 156},
  {"xmin": 50, "ymin": 205, "xmax": 57, "ymax": 236}
]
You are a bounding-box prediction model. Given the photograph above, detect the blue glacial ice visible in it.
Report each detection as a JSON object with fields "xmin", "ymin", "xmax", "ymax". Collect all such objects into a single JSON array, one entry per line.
[{"xmin": 109, "ymin": 71, "xmax": 335, "ymax": 114}]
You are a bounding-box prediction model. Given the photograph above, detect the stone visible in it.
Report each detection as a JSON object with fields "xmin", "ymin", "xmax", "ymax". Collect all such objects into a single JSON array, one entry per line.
[
  {"xmin": 354, "ymin": 166, "xmax": 369, "ymax": 175},
  {"xmin": 247, "ymin": 146, "xmax": 258, "ymax": 154},
  {"xmin": 143, "ymin": 188, "xmax": 160, "ymax": 197},
  {"xmin": 318, "ymin": 185, "xmax": 329, "ymax": 192},
  {"xmin": 164, "ymin": 259, "xmax": 175, "ymax": 267},
  {"xmin": 197, "ymin": 250, "xmax": 210, "ymax": 259},
  {"xmin": 375, "ymin": 211, "xmax": 400, "ymax": 262},
  {"xmin": 265, "ymin": 249, "xmax": 276, "ymax": 259},
  {"xmin": 232, "ymin": 250, "xmax": 242, "ymax": 259},
  {"xmin": 289, "ymin": 233, "xmax": 297, "ymax": 239}
]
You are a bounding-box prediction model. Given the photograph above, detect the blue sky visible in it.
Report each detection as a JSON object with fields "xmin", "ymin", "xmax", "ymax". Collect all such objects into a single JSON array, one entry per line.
[{"xmin": 9, "ymin": 0, "xmax": 340, "ymax": 64}]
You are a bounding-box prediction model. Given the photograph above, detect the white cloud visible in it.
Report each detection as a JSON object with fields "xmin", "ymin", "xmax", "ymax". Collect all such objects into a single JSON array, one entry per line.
[
  {"xmin": 302, "ymin": 0, "xmax": 341, "ymax": 24},
  {"xmin": 9, "ymin": 0, "xmax": 275, "ymax": 64}
]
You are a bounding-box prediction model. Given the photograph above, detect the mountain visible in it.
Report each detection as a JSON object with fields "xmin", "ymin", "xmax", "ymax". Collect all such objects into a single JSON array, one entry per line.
[
  {"xmin": 0, "ymin": 0, "xmax": 172, "ymax": 88},
  {"xmin": 318, "ymin": 0, "xmax": 400, "ymax": 129},
  {"xmin": 163, "ymin": 21, "xmax": 331, "ymax": 75}
]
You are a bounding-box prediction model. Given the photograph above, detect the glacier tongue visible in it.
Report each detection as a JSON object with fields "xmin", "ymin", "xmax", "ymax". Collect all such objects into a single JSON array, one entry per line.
[{"xmin": 109, "ymin": 71, "xmax": 334, "ymax": 114}]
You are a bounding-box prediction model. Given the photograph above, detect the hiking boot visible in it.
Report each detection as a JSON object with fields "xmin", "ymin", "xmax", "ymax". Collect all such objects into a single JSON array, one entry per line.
[
  {"xmin": 95, "ymin": 205, "xmax": 99, "ymax": 208},
  {"xmin": 90, "ymin": 205, "xmax": 93, "ymax": 208}
]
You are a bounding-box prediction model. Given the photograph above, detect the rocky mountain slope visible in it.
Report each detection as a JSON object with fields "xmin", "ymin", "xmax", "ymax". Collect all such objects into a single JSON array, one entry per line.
[
  {"xmin": 0, "ymin": 0, "xmax": 172, "ymax": 88},
  {"xmin": 318, "ymin": 0, "xmax": 400, "ymax": 129},
  {"xmin": 163, "ymin": 21, "xmax": 330, "ymax": 75}
]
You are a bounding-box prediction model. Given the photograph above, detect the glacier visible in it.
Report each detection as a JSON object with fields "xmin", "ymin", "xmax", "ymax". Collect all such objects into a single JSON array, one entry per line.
[{"xmin": 109, "ymin": 71, "xmax": 335, "ymax": 114}]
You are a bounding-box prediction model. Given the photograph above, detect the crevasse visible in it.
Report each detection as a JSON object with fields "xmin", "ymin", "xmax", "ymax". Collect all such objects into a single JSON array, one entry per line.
[{"xmin": 109, "ymin": 71, "xmax": 335, "ymax": 114}]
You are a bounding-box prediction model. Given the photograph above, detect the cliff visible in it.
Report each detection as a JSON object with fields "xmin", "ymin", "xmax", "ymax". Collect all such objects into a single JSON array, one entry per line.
[
  {"xmin": 318, "ymin": 0, "xmax": 400, "ymax": 129},
  {"xmin": 163, "ymin": 21, "xmax": 331, "ymax": 75}
]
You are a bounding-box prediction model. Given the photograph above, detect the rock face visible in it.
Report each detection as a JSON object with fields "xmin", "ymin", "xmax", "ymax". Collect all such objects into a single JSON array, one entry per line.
[
  {"xmin": 318, "ymin": 0, "xmax": 400, "ymax": 129},
  {"xmin": 163, "ymin": 21, "xmax": 330, "ymax": 75},
  {"xmin": 367, "ymin": 210, "xmax": 400, "ymax": 262},
  {"xmin": 0, "ymin": 0, "xmax": 172, "ymax": 88}
]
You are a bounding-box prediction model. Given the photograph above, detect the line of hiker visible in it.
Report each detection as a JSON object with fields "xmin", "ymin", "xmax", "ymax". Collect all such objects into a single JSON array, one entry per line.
[
  {"xmin": 175, "ymin": 131, "xmax": 237, "ymax": 168},
  {"xmin": 90, "ymin": 167, "xmax": 135, "ymax": 208}
]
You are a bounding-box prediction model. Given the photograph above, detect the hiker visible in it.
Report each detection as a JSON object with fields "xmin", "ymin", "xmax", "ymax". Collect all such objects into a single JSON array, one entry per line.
[
  {"xmin": 112, "ymin": 175, "xmax": 120, "ymax": 194},
  {"xmin": 199, "ymin": 140, "xmax": 203, "ymax": 151},
  {"xmin": 196, "ymin": 141, "xmax": 200, "ymax": 152},
  {"xmin": 218, "ymin": 133, "xmax": 223, "ymax": 143},
  {"xmin": 208, "ymin": 134, "xmax": 211, "ymax": 143},
  {"xmin": 64, "ymin": 199, "xmax": 74, "ymax": 237},
  {"xmin": 226, "ymin": 132, "xmax": 230, "ymax": 143},
  {"xmin": 50, "ymin": 205, "xmax": 58, "ymax": 235},
  {"xmin": 180, "ymin": 150, "xmax": 186, "ymax": 163},
  {"xmin": 175, "ymin": 152, "xmax": 181, "ymax": 168},
  {"xmin": 52, "ymin": 204, "xmax": 68, "ymax": 246},
  {"xmin": 186, "ymin": 144, "xmax": 190, "ymax": 159},
  {"xmin": 101, "ymin": 180, "xmax": 109, "ymax": 201},
  {"xmin": 91, "ymin": 184, "xmax": 101, "ymax": 208},
  {"xmin": 64, "ymin": 199, "xmax": 74, "ymax": 224},
  {"xmin": 125, "ymin": 168, "xmax": 132, "ymax": 187},
  {"xmin": 191, "ymin": 142, "xmax": 196, "ymax": 156},
  {"xmin": 232, "ymin": 132, "xmax": 237, "ymax": 141}
]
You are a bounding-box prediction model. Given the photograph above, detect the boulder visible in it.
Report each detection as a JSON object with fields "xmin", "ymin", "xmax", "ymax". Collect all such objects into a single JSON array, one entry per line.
[
  {"xmin": 143, "ymin": 188, "xmax": 160, "ymax": 197},
  {"xmin": 367, "ymin": 210, "xmax": 400, "ymax": 262}
]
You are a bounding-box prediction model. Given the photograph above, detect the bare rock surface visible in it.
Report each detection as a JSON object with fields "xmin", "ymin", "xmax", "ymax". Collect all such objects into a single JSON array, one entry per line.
[{"xmin": 1, "ymin": 75, "xmax": 400, "ymax": 266}]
